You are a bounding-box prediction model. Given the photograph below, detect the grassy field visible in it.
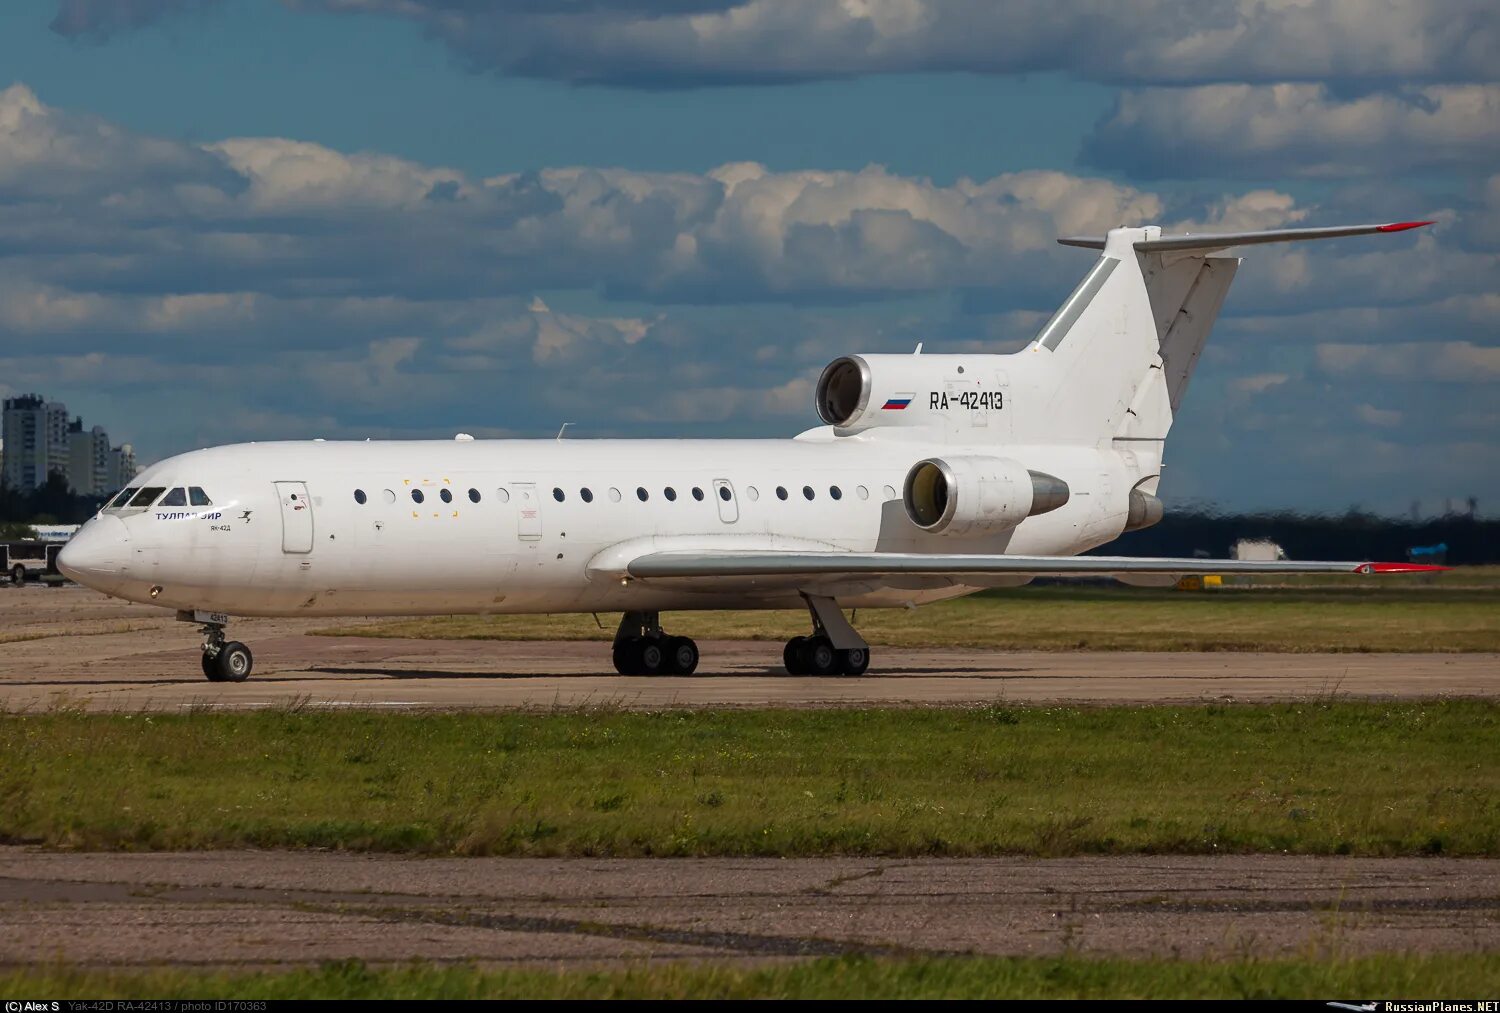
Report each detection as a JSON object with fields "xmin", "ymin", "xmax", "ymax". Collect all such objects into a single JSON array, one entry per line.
[
  {"xmin": 314, "ymin": 578, "xmax": 1500, "ymax": 652},
  {"xmin": 3, "ymin": 701, "xmax": 1495, "ymax": 856},
  {"xmin": 6, "ymin": 952, "xmax": 1497, "ymax": 999}
]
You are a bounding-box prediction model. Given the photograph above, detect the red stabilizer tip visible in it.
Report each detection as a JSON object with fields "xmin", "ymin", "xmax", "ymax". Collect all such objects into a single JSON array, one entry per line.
[
  {"xmin": 1377, "ymin": 221, "xmax": 1435, "ymax": 232},
  {"xmin": 1362, "ymin": 562, "xmax": 1450, "ymax": 574}
]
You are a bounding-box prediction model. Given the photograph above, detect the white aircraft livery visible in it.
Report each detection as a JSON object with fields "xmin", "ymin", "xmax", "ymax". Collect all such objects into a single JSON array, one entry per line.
[{"xmin": 58, "ymin": 221, "xmax": 1443, "ymax": 682}]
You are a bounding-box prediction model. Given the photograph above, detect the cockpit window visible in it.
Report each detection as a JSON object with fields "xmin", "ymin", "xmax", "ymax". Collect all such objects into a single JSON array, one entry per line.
[
  {"xmin": 159, "ymin": 488, "xmax": 188, "ymax": 507},
  {"xmin": 189, "ymin": 487, "xmax": 212, "ymax": 506},
  {"xmin": 108, "ymin": 487, "xmax": 139, "ymax": 509},
  {"xmin": 128, "ymin": 487, "xmax": 167, "ymax": 508}
]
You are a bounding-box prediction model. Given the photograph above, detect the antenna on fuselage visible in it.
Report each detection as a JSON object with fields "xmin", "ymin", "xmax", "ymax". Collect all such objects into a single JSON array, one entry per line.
[
  {"xmin": 913, "ymin": 342, "xmax": 923, "ymax": 354},
  {"xmin": 556, "ymin": 422, "xmax": 574, "ymax": 440}
]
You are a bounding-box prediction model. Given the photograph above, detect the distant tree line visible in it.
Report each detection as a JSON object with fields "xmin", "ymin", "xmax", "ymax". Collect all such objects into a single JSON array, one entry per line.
[
  {"xmin": 1104, "ymin": 509, "xmax": 1498, "ymax": 565},
  {"xmin": 0, "ymin": 473, "xmax": 110, "ymax": 528}
]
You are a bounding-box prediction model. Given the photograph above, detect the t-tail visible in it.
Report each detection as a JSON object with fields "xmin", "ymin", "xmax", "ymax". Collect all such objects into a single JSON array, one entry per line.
[{"xmin": 1007, "ymin": 219, "xmax": 1433, "ymax": 487}]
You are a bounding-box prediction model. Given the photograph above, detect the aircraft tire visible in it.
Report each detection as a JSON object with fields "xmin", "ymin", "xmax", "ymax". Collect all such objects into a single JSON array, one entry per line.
[
  {"xmin": 612, "ymin": 639, "xmax": 642, "ymax": 675},
  {"xmin": 667, "ymin": 636, "xmax": 699, "ymax": 675},
  {"xmin": 638, "ymin": 637, "xmax": 666, "ymax": 675},
  {"xmin": 839, "ymin": 647, "xmax": 870, "ymax": 676},
  {"xmin": 783, "ymin": 636, "xmax": 807, "ymax": 675},
  {"xmin": 201, "ymin": 653, "xmax": 222, "ymax": 681},
  {"xmin": 214, "ymin": 642, "xmax": 253, "ymax": 682},
  {"xmin": 804, "ymin": 635, "xmax": 839, "ymax": 676},
  {"xmin": 10, "ymin": 564, "xmax": 24, "ymax": 585}
]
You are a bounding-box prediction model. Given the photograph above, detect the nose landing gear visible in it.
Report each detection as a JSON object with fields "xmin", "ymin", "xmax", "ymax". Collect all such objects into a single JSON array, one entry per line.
[
  {"xmin": 612, "ymin": 610, "xmax": 699, "ymax": 675},
  {"xmin": 182, "ymin": 611, "xmax": 254, "ymax": 682}
]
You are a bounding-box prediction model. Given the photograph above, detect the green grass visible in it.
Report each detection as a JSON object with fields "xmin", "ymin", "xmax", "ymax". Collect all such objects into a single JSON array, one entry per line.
[
  {"xmin": 314, "ymin": 580, "xmax": 1500, "ymax": 652},
  {"xmin": 3, "ymin": 702, "xmax": 1496, "ymax": 856},
  {"xmin": 5, "ymin": 953, "xmax": 1497, "ymax": 999}
]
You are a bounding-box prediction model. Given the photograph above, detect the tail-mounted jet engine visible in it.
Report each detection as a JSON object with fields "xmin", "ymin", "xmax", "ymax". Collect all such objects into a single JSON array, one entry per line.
[
  {"xmin": 816, "ymin": 353, "xmax": 1005, "ymax": 433},
  {"xmin": 903, "ymin": 457, "xmax": 1070, "ymax": 535}
]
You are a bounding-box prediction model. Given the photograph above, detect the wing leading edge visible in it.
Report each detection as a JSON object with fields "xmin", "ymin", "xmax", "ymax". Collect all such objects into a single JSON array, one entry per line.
[{"xmin": 624, "ymin": 551, "xmax": 1445, "ymax": 580}]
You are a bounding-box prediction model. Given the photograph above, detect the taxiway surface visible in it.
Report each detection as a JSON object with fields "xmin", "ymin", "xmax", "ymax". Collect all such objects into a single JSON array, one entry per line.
[{"xmin": 1, "ymin": 587, "xmax": 1494, "ymax": 711}]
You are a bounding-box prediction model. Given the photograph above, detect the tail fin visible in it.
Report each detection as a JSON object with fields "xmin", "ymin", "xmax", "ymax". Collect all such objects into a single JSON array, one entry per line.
[{"xmin": 1010, "ymin": 221, "xmax": 1432, "ymax": 466}]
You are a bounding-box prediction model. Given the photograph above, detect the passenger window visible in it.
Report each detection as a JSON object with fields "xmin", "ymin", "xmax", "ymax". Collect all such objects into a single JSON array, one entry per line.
[
  {"xmin": 664, "ymin": 487, "xmax": 677, "ymax": 501},
  {"xmin": 412, "ymin": 489, "xmax": 425, "ymax": 504},
  {"xmin": 580, "ymin": 488, "xmax": 594, "ymax": 503},
  {"xmin": 468, "ymin": 488, "xmax": 481, "ymax": 503},
  {"xmin": 354, "ymin": 489, "xmax": 367, "ymax": 505},
  {"xmin": 129, "ymin": 487, "xmax": 166, "ymax": 507},
  {"xmin": 383, "ymin": 489, "xmax": 396, "ymax": 504},
  {"xmin": 496, "ymin": 488, "xmax": 510, "ymax": 503},
  {"xmin": 856, "ymin": 485, "xmax": 869, "ymax": 500},
  {"xmin": 553, "ymin": 488, "xmax": 566, "ymax": 502},
  {"xmin": 692, "ymin": 487, "xmax": 704, "ymax": 501},
  {"xmin": 159, "ymin": 488, "xmax": 188, "ymax": 507},
  {"xmin": 636, "ymin": 487, "xmax": 649, "ymax": 501},
  {"xmin": 829, "ymin": 486, "xmax": 842, "ymax": 500},
  {"xmin": 189, "ymin": 487, "xmax": 212, "ymax": 506},
  {"xmin": 719, "ymin": 486, "xmax": 732, "ymax": 501},
  {"xmin": 883, "ymin": 485, "xmax": 896, "ymax": 499},
  {"xmin": 440, "ymin": 488, "xmax": 453, "ymax": 503},
  {"xmin": 803, "ymin": 486, "xmax": 815, "ymax": 500},
  {"xmin": 776, "ymin": 486, "xmax": 788, "ymax": 500},
  {"xmin": 747, "ymin": 486, "xmax": 759, "ymax": 500},
  {"xmin": 608, "ymin": 488, "xmax": 622, "ymax": 502}
]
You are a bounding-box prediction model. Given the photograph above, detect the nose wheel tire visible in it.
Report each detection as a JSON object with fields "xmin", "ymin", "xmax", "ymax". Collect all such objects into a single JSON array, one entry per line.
[
  {"xmin": 203, "ymin": 641, "xmax": 253, "ymax": 682},
  {"xmin": 10, "ymin": 564, "xmax": 24, "ymax": 585}
]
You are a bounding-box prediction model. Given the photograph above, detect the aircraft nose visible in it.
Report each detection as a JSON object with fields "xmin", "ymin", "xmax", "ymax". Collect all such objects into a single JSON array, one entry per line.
[{"xmin": 57, "ymin": 515, "xmax": 130, "ymax": 590}]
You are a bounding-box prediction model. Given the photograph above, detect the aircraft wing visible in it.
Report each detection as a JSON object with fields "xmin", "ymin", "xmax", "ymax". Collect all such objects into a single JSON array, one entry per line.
[{"xmin": 621, "ymin": 550, "xmax": 1442, "ymax": 583}]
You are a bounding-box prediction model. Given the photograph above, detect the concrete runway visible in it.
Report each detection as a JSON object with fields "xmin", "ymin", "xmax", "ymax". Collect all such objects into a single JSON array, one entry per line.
[
  {"xmin": 3, "ymin": 849, "xmax": 1496, "ymax": 967},
  {"xmin": 1, "ymin": 586, "xmax": 1495, "ymax": 711}
]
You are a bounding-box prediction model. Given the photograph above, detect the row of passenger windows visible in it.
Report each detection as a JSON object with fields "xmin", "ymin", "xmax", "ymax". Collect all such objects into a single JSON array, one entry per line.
[
  {"xmin": 353, "ymin": 484, "xmax": 897, "ymax": 506},
  {"xmin": 105, "ymin": 485, "xmax": 213, "ymax": 510}
]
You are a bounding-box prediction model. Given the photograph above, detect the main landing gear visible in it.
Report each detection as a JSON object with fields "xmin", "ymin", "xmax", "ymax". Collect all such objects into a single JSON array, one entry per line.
[
  {"xmin": 612, "ymin": 610, "xmax": 700, "ymax": 675},
  {"xmin": 782, "ymin": 594, "xmax": 871, "ymax": 676},
  {"xmin": 184, "ymin": 612, "xmax": 254, "ymax": 682}
]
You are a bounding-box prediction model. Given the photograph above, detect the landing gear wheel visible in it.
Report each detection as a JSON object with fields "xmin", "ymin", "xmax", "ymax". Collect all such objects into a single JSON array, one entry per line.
[
  {"xmin": 783, "ymin": 636, "xmax": 807, "ymax": 675},
  {"xmin": 212, "ymin": 641, "xmax": 253, "ymax": 682},
  {"xmin": 637, "ymin": 637, "xmax": 666, "ymax": 675},
  {"xmin": 839, "ymin": 647, "xmax": 870, "ymax": 676},
  {"xmin": 612, "ymin": 639, "xmax": 642, "ymax": 675},
  {"xmin": 802, "ymin": 635, "xmax": 839, "ymax": 676},
  {"xmin": 201, "ymin": 653, "xmax": 221, "ymax": 681},
  {"xmin": 10, "ymin": 564, "xmax": 24, "ymax": 585},
  {"xmin": 666, "ymin": 636, "xmax": 699, "ymax": 675}
]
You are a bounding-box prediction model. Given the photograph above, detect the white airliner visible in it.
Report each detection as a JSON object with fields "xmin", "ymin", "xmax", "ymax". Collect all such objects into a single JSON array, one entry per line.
[{"xmin": 58, "ymin": 221, "xmax": 1442, "ymax": 682}]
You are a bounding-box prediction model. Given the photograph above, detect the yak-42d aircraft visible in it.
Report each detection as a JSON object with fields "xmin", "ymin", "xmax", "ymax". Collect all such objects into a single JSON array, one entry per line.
[{"xmin": 59, "ymin": 220, "xmax": 1444, "ymax": 682}]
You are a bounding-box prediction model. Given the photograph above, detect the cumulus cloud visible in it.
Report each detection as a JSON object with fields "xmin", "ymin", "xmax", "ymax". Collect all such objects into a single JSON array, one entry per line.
[
  {"xmin": 50, "ymin": 1, "xmax": 1499, "ymax": 87},
  {"xmin": 1084, "ymin": 84, "xmax": 1500, "ymax": 178},
  {"xmin": 2, "ymin": 82, "xmax": 1493, "ymax": 513},
  {"xmin": 1317, "ymin": 341, "xmax": 1500, "ymax": 383}
]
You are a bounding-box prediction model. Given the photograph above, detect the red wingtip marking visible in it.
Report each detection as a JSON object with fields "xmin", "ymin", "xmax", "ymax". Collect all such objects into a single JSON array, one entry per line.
[
  {"xmin": 1364, "ymin": 562, "xmax": 1450, "ymax": 574},
  {"xmin": 1377, "ymin": 220, "xmax": 1435, "ymax": 232}
]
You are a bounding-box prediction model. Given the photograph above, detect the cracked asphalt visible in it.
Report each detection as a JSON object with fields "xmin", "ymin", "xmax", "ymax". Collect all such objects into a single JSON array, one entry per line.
[{"xmin": 2, "ymin": 850, "xmax": 1496, "ymax": 968}]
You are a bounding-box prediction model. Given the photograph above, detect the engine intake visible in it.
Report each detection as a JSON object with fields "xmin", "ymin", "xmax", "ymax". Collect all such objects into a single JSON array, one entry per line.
[
  {"xmin": 816, "ymin": 356, "xmax": 869, "ymax": 427},
  {"xmin": 903, "ymin": 457, "xmax": 1070, "ymax": 535}
]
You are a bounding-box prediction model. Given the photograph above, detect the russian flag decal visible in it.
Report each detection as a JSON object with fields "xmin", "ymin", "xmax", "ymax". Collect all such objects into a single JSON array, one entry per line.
[{"xmin": 882, "ymin": 392, "xmax": 915, "ymax": 410}]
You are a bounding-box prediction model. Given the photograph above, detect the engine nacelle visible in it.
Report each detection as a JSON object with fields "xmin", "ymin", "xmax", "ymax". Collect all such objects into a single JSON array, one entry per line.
[
  {"xmin": 903, "ymin": 456, "xmax": 1070, "ymax": 535},
  {"xmin": 816, "ymin": 353, "xmax": 1005, "ymax": 433}
]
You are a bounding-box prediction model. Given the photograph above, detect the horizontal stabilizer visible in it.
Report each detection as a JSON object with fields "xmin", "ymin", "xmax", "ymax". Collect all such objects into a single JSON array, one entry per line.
[{"xmin": 1058, "ymin": 221, "xmax": 1432, "ymax": 254}]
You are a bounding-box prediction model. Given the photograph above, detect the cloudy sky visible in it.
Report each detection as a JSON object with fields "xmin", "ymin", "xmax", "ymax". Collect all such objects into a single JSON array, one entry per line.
[{"xmin": 2, "ymin": 0, "xmax": 1496, "ymax": 515}]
